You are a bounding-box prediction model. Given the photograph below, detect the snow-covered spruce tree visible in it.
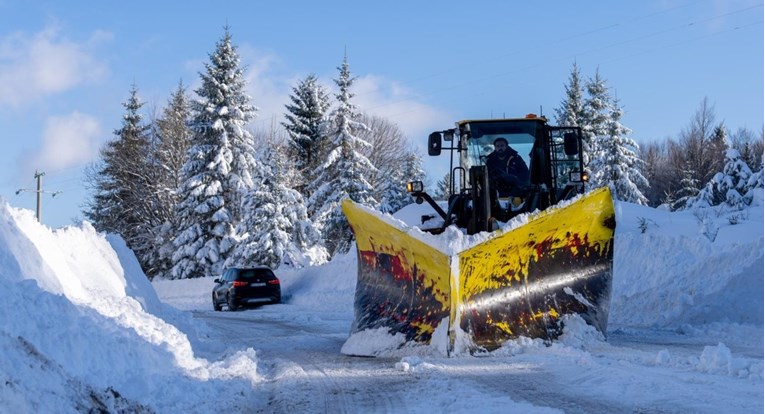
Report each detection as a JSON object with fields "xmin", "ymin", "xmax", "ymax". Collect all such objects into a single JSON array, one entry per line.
[
  {"xmin": 581, "ymin": 69, "xmax": 610, "ymax": 189},
  {"xmin": 155, "ymin": 81, "xmax": 194, "ymax": 203},
  {"xmin": 671, "ymin": 162, "xmax": 699, "ymax": 211},
  {"xmin": 143, "ymin": 81, "xmax": 193, "ymax": 279},
  {"xmin": 554, "ymin": 62, "xmax": 586, "ymax": 128},
  {"xmin": 688, "ymin": 148, "xmax": 753, "ymax": 210},
  {"xmin": 745, "ymin": 167, "xmax": 764, "ymax": 202},
  {"xmin": 727, "ymin": 127, "xmax": 762, "ymax": 170},
  {"xmin": 377, "ymin": 151, "xmax": 425, "ymax": 214},
  {"xmin": 170, "ymin": 27, "xmax": 258, "ymax": 279},
  {"xmin": 84, "ymin": 84, "xmax": 153, "ymax": 256},
  {"xmin": 282, "ymin": 74, "xmax": 331, "ymax": 196},
  {"xmin": 226, "ymin": 140, "xmax": 327, "ymax": 269},
  {"xmin": 588, "ymin": 95, "xmax": 648, "ymax": 204},
  {"xmin": 308, "ymin": 55, "xmax": 377, "ymax": 257}
]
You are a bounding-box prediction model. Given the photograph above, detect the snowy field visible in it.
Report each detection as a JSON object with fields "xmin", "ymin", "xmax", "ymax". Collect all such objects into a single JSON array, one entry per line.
[{"xmin": 0, "ymin": 191, "xmax": 762, "ymax": 413}]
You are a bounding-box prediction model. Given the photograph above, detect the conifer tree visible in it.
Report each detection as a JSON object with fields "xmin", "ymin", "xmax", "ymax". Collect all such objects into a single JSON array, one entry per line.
[
  {"xmin": 689, "ymin": 149, "xmax": 753, "ymax": 210},
  {"xmin": 745, "ymin": 167, "xmax": 764, "ymax": 200},
  {"xmin": 282, "ymin": 74, "xmax": 331, "ymax": 194},
  {"xmin": 728, "ymin": 127, "xmax": 763, "ymax": 170},
  {"xmin": 155, "ymin": 81, "xmax": 194, "ymax": 202},
  {"xmin": 307, "ymin": 55, "xmax": 377, "ymax": 257},
  {"xmin": 589, "ymin": 95, "xmax": 648, "ymax": 204},
  {"xmin": 672, "ymin": 163, "xmax": 699, "ymax": 211},
  {"xmin": 84, "ymin": 84, "xmax": 152, "ymax": 255},
  {"xmin": 171, "ymin": 27, "xmax": 257, "ymax": 279},
  {"xmin": 378, "ymin": 152, "xmax": 424, "ymax": 214},
  {"xmin": 555, "ymin": 62, "xmax": 586, "ymax": 128},
  {"xmin": 582, "ymin": 69, "xmax": 610, "ymax": 186},
  {"xmin": 144, "ymin": 81, "xmax": 193, "ymax": 279},
  {"xmin": 227, "ymin": 144, "xmax": 327, "ymax": 269}
]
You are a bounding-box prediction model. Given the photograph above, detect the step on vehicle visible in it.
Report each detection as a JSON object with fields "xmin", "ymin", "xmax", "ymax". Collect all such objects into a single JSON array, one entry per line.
[{"xmin": 212, "ymin": 266, "xmax": 281, "ymax": 311}]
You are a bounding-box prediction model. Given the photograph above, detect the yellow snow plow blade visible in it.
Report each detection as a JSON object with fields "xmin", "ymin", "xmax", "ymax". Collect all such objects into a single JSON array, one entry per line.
[
  {"xmin": 342, "ymin": 187, "xmax": 615, "ymax": 355},
  {"xmin": 341, "ymin": 201, "xmax": 452, "ymax": 348}
]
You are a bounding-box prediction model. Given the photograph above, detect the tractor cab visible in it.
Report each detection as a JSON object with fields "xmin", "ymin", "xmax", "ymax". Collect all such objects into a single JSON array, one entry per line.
[
  {"xmin": 417, "ymin": 115, "xmax": 588, "ymax": 234},
  {"xmin": 458, "ymin": 118, "xmax": 537, "ymax": 180}
]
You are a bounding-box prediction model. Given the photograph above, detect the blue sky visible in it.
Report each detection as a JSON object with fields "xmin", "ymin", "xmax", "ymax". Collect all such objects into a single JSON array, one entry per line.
[{"xmin": 1, "ymin": 0, "xmax": 762, "ymax": 228}]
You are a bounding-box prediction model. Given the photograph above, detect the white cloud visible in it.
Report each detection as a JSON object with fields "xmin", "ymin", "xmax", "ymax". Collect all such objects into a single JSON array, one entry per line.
[
  {"xmin": 0, "ymin": 26, "xmax": 110, "ymax": 107},
  {"xmin": 22, "ymin": 112, "xmax": 102, "ymax": 175},
  {"xmin": 353, "ymin": 74, "xmax": 453, "ymax": 142},
  {"xmin": 237, "ymin": 45, "xmax": 293, "ymax": 131}
]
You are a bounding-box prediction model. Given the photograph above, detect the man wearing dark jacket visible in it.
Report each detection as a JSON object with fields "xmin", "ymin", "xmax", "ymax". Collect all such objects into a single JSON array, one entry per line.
[{"xmin": 485, "ymin": 137, "xmax": 530, "ymax": 197}]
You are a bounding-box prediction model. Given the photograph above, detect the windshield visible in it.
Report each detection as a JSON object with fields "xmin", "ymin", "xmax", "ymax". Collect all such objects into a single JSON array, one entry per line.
[{"xmin": 460, "ymin": 120, "xmax": 538, "ymax": 171}]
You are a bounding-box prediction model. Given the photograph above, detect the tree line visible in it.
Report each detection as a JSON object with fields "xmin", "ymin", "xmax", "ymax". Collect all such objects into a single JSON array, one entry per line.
[
  {"xmin": 553, "ymin": 62, "xmax": 763, "ymax": 211},
  {"xmin": 84, "ymin": 29, "xmax": 763, "ymax": 280},
  {"xmin": 84, "ymin": 28, "xmax": 424, "ymax": 280}
]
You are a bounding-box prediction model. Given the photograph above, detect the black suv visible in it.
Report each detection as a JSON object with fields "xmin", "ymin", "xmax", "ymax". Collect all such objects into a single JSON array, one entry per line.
[{"xmin": 212, "ymin": 267, "xmax": 281, "ymax": 311}]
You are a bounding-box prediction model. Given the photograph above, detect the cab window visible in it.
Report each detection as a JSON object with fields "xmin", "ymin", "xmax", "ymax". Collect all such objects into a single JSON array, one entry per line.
[{"xmin": 461, "ymin": 120, "xmax": 538, "ymax": 171}]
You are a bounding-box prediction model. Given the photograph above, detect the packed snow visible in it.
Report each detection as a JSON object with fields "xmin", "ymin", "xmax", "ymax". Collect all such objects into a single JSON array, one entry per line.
[{"xmin": 0, "ymin": 191, "xmax": 762, "ymax": 413}]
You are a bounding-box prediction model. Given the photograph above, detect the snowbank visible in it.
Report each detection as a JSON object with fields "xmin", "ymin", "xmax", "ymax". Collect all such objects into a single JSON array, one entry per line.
[
  {"xmin": 0, "ymin": 199, "xmax": 260, "ymax": 412},
  {"xmin": 610, "ymin": 199, "xmax": 764, "ymax": 327}
]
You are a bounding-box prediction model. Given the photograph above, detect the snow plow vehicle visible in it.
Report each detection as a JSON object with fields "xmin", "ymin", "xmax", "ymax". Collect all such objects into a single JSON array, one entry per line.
[{"xmin": 341, "ymin": 115, "xmax": 615, "ymax": 356}]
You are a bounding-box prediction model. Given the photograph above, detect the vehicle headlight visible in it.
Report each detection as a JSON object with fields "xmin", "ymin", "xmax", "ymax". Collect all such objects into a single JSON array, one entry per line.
[{"xmin": 407, "ymin": 181, "xmax": 424, "ymax": 193}]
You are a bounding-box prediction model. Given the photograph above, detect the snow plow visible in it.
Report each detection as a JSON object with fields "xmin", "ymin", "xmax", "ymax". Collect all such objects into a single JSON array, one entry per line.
[{"xmin": 341, "ymin": 116, "xmax": 616, "ymax": 355}]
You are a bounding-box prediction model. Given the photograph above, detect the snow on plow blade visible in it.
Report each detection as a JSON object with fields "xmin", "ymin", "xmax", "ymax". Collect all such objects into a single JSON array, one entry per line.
[{"xmin": 341, "ymin": 187, "xmax": 615, "ymax": 356}]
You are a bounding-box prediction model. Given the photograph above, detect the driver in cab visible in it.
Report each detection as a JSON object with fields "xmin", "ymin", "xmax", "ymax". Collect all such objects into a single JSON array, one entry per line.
[{"xmin": 486, "ymin": 137, "xmax": 530, "ymax": 198}]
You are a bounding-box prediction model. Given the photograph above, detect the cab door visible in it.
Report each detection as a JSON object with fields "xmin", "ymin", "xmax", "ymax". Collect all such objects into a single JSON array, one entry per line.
[{"xmin": 547, "ymin": 126, "xmax": 585, "ymax": 202}]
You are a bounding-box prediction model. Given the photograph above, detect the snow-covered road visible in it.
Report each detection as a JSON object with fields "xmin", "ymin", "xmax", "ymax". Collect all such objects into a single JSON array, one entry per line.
[
  {"xmin": 180, "ymin": 297, "xmax": 762, "ymax": 414},
  {"xmin": 194, "ymin": 308, "xmax": 414, "ymax": 413}
]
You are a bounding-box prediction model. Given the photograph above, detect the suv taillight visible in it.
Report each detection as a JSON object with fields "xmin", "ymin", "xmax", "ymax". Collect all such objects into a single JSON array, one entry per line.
[
  {"xmin": 267, "ymin": 279, "xmax": 280, "ymax": 285},
  {"xmin": 232, "ymin": 281, "xmax": 248, "ymax": 287}
]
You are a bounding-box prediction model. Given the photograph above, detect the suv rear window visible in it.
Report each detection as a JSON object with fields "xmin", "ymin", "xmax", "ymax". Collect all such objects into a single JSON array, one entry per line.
[{"xmin": 237, "ymin": 268, "xmax": 275, "ymax": 280}]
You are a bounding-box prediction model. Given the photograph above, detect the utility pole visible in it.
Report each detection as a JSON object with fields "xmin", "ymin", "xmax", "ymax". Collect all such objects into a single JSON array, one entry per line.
[{"xmin": 16, "ymin": 170, "xmax": 62, "ymax": 223}]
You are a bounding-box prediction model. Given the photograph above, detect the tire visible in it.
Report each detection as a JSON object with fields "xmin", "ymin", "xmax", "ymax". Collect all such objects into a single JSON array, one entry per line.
[
  {"xmin": 227, "ymin": 294, "xmax": 238, "ymax": 311},
  {"xmin": 213, "ymin": 294, "xmax": 222, "ymax": 311}
]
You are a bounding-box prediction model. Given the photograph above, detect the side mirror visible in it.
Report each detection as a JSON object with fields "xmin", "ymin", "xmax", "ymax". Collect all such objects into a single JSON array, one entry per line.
[
  {"xmin": 428, "ymin": 132, "xmax": 442, "ymax": 156},
  {"xmin": 563, "ymin": 132, "xmax": 579, "ymax": 156},
  {"xmin": 213, "ymin": 278, "xmax": 221, "ymax": 284}
]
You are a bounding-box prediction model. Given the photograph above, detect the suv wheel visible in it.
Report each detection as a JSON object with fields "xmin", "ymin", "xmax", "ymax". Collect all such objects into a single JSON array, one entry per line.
[
  {"xmin": 213, "ymin": 294, "xmax": 222, "ymax": 311},
  {"xmin": 227, "ymin": 294, "xmax": 238, "ymax": 311}
]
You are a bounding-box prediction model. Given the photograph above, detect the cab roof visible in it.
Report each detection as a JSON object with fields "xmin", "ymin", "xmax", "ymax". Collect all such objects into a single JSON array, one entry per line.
[{"xmin": 457, "ymin": 115, "xmax": 548, "ymax": 127}]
